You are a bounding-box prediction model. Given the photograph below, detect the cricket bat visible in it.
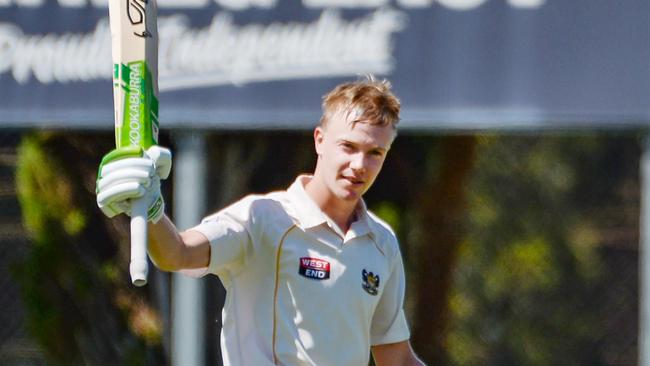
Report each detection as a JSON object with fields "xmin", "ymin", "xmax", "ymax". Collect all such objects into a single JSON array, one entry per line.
[{"xmin": 108, "ymin": 0, "xmax": 160, "ymax": 286}]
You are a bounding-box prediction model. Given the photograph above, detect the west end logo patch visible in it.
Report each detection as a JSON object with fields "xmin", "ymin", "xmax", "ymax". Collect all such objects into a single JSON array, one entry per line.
[
  {"xmin": 299, "ymin": 257, "xmax": 330, "ymax": 280},
  {"xmin": 362, "ymin": 269, "xmax": 380, "ymax": 296}
]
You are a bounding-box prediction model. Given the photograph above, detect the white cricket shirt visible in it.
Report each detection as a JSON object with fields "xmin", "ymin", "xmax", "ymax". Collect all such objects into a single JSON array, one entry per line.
[{"xmin": 191, "ymin": 175, "xmax": 410, "ymax": 366}]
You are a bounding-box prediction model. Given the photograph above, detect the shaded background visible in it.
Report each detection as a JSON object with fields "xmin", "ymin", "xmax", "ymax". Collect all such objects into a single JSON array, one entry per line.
[
  {"xmin": 0, "ymin": 0, "xmax": 647, "ymax": 365},
  {"xmin": 0, "ymin": 130, "xmax": 641, "ymax": 365}
]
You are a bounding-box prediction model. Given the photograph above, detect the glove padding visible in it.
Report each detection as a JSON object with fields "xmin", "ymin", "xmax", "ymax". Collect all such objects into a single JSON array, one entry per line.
[{"xmin": 96, "ymin": 146, "xmax": 172, "ymax": 223}]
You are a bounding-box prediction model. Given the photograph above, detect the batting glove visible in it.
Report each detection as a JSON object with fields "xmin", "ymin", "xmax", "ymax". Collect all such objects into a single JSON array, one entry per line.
[{"xmin": 96, "ymin": 145, "xmax": 172, "ymax": 223}]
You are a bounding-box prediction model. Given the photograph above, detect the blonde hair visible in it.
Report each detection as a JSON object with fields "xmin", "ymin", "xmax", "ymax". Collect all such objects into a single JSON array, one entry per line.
[{"xmin": 319, "ymin": 75, "xmax": 401, "ymax": 129}]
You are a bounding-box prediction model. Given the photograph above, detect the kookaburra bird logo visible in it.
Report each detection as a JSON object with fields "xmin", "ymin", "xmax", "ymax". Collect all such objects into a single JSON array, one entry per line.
[{"xmin": 362, "ymin": 269, "xmax": 380, "ymax": 296}]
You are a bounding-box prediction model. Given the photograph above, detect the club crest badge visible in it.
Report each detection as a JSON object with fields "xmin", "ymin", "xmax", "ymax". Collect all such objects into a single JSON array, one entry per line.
[{"xmin": 362, "ymin": 269, "xmax": 380, "ymax": 296}]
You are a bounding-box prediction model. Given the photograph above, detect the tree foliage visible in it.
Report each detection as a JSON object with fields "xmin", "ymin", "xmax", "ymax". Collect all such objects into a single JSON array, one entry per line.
[
  {"xmin": 448, "ymin": 134, "xmax": 639, "ymax": 365},
  {"xmin": 15, "ymin": 132, "xmax": 166, "ymax": 365},
  {"xmin": 12, "ymin": 131, "xmax": 639, "ymax": 366}
]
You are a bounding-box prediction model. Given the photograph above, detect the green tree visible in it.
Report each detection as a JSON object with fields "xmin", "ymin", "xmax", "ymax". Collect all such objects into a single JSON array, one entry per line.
[
  {"xmin": 15, "ymin": 132, "xmax": 166, "ymax": 365},
  {"xmin": 448, "ymin": 134, "xmax": 639, "ymax": 365}
]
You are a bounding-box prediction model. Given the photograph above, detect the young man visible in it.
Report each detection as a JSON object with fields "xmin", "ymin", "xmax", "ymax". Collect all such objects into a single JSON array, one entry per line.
[{"xmin": 96, "ymin": 77, "xmax": 425, "ymax": 366}]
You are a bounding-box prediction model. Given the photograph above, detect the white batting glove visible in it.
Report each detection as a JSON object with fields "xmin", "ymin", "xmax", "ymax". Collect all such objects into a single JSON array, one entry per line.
[{"xmin": 96, "ymin": 145, "xmax": 172, "ymax": 223}]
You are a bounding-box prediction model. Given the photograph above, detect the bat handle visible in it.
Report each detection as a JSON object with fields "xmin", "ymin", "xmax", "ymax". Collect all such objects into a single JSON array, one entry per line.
[{"xmin": 130, "ymin": 198, "xmax": 149, "ymax": 286}]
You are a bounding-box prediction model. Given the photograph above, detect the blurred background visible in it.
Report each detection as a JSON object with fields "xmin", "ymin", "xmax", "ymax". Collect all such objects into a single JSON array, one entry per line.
[{"xmin": 0, "ymin": 0, "xmax": 647, "ymax": 365}]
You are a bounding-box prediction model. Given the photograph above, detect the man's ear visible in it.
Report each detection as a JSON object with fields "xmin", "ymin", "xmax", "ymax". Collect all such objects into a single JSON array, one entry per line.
[{"xmin": 314, "ymin": 126, "xmax": 324, "ymax": 156}]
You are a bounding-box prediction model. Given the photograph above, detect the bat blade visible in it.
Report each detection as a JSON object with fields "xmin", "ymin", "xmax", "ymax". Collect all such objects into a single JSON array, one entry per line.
[
  {"xmin": 109, "ymin": 0, "xmax": 159, "ymax": 150},
  {"xmin": 108, "ymin": 0, "xmax": 159, "ymax": 286}
]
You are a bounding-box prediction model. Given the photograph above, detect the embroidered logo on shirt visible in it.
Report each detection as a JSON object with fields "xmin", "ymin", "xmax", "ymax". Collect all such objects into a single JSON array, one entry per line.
[
  {"xmin": 299, "ymin": 257, "xmax": 330, "ymax": 280},
  {"xmin": 362, "ymin": 269, "xmax": 380, "ymax": 296}
]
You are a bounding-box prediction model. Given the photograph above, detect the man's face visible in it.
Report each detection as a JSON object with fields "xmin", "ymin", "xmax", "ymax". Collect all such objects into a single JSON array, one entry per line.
[{"xmin": 314, "ymin": 110, "xmax": 395, "ymax": 202}]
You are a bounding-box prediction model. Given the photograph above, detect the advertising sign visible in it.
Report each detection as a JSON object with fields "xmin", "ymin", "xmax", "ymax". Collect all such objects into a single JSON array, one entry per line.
[{"xmin": 1, "ymin": 0, "xmax": 649, "ymax": 130}]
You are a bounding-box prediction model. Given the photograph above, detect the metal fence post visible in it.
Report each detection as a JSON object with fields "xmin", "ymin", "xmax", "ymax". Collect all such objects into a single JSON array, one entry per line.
[{"xmin": 172, "ymin": 131, "xmax": 207, "ymax": 366}]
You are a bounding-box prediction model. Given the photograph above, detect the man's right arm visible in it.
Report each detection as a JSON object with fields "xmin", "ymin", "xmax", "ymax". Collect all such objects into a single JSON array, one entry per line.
[
  {"xmin": 96, "ymin": 147, "xmax": 213, "ymax": 273},
  {"xmin": 148, "ymin": 215, "xmax": 211, "ymax": 272}
]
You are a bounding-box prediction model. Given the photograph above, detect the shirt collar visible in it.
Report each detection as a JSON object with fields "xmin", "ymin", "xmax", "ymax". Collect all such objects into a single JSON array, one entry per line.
[
  {"xmin": 347, "ymin": 200, "xmax": 371, "ymax": 240},
  {"xmin": 287, "ymin": 175, "xmax": 329, "ymax": 229},
  {"xmin": 287, "ymin": 175, "xmax": 372, "ymax": 239}
]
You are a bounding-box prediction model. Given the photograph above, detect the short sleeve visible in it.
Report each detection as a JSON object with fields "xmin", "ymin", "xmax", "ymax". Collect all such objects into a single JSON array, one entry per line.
[
  {"xmin": 370, "ymin": 250, "xmax": 411, "ymax": 345},
  {"xmin": 189, "ymin": 197, "xmax": 254, "ymax": 276}
]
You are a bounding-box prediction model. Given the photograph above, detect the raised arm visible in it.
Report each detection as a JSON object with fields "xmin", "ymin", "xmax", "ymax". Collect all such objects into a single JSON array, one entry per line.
[
  {"xmin": 147, "ymin": 215, "xmax": 210, "ymax": 271},
  {"xmin": 97, "ymin": 146, "xmax": 210, "ymax": 273}
]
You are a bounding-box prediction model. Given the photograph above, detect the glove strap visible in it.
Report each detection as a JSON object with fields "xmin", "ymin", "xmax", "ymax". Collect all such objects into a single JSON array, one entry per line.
[{"xmin": 148, "ymin": 196, "xmax": 165, "ymax": 223}]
